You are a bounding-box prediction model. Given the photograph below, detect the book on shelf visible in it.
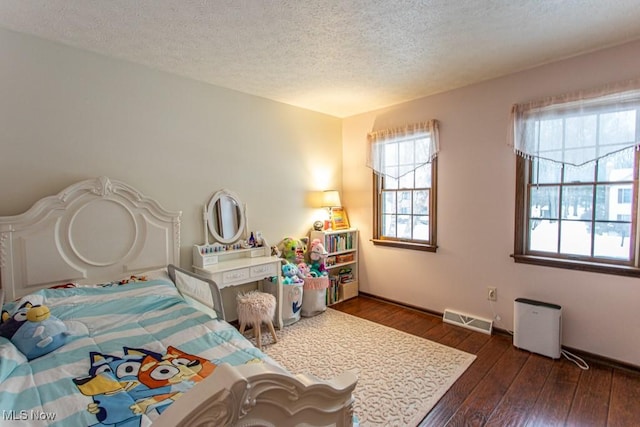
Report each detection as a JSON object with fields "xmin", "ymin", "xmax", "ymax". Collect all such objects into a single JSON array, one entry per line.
[
  {"xmin": 326, "ymin": 275, "xmax": 340, "ymax": 305},
  {"xmin": 325, "ymin": 232, "xmax": 354, "ymax": 253},
  {"xmin": 325, "ymin": 277, "xmax": 357, "ymax": 305}
]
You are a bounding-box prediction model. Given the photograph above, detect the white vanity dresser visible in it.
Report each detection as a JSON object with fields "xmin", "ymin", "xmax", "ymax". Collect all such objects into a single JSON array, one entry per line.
[{"xmin": 192, "ymin": 189, "xmax": 284, "ymax": 329}]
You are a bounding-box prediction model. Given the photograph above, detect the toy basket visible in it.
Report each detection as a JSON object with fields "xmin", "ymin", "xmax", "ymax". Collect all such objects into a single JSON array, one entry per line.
[
  {"xmin": 282, "ymin": 282, "xmax": 304, "ymax": 325},
  {"xmin": 263, "ymin": 279, "xmax": 304, "ymax": 325},
  {"xmin": 301, "ymin": 276, "xmax": 329, "ymax": 317}
]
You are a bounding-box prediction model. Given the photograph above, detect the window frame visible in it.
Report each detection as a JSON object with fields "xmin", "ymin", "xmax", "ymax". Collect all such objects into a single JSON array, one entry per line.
[
  {"xmin": 513, "ymin": 152, "xmax": 640, "ymax": 278},
  {"xmin": 372, "ymin": 157, "xmax": 438, "ymax": 252}
]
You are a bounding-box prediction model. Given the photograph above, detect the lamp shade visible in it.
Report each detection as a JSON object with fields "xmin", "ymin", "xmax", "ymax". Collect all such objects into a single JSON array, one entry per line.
[{"xmin": 321, "ymin": 190, "xmax": 341, "ymax": 208}]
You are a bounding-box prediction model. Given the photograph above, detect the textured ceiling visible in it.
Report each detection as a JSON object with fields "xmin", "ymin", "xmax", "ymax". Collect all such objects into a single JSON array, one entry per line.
[{"xmin": 1, "ymin": 1, "xmax": 640, "ymax": 118}]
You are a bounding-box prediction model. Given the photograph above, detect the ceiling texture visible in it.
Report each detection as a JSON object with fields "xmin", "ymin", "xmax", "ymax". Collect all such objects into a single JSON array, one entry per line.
[{"xmin": 1, "ymin": 0, "xmax": 640, "ymax": 118}]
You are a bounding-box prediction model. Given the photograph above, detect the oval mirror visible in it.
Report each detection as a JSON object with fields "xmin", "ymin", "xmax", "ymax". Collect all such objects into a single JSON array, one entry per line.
[{"xmin": 206, "ymin": 190, "xmax": 246, "ymax": 245}]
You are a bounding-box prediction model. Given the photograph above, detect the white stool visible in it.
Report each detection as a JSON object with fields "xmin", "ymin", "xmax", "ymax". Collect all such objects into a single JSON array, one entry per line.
[{"xmin": 237, "ymin": 291, "xmax": 278, "ymax": 350}]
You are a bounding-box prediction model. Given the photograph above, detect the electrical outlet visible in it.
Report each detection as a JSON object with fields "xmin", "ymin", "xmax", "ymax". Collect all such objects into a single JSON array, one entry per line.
[{"xmin": 487, "ymin": 287, "xmax": 497, "ymax": 301}]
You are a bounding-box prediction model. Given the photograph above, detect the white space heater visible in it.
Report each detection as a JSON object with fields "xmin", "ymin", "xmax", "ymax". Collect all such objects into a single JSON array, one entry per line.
[{"xmin": 513, "ymin": 298, "xmax": 562, "ymax": 359}]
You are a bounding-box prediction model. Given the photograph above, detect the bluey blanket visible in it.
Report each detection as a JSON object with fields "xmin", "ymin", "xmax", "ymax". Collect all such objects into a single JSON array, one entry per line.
[{"xmin": 0, "ymin": 278, "xmax": 276, "ymax": 426}]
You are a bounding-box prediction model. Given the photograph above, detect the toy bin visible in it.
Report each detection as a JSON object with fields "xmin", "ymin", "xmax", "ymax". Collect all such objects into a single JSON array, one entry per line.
[
  {"xmin": 301, "ymin": 276, "xmax": 329, "ymax": 317},
  {"xmin": 264, "ymin": 277, "xmax": 303, "ymax": 326},
  {"xmin": 282, "ymin": 282, "xmax": 304, "ymax": 325}
]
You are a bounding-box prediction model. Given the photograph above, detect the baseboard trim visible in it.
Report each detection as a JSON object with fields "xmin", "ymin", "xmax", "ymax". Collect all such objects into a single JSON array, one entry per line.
[
  {"xmin": 358, "ymin": 292, "xmax": 640, "ymax": 373},
  {"xmin": 358, "ymin": 291, "xmax": 443, "ymax": 318}
]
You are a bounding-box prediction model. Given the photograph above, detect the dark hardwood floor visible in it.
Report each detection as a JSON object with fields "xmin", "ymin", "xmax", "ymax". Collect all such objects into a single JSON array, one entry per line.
[{"xmin": 331, "ymin": 295, "xmax": 640, "ymax": 427}]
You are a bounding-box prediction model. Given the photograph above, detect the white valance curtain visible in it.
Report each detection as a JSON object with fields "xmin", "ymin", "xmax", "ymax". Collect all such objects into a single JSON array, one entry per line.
[
  {"xmin": 366, "ymin": 119, "xmax": 440, "ymax": 179},
  {"xmin": 509, "ymin": 78, "xmax": 640, "ymax": 167}
]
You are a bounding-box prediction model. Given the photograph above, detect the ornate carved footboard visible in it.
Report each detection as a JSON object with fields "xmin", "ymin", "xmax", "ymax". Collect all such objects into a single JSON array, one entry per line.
[{"xmin": 154, "ymin": 362, "xmax": 357, "ymax": 427}]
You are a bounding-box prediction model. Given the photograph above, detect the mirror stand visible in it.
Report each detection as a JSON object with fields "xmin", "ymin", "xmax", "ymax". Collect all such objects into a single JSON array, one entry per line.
[
  {"xmin": 191, "ymin": 190, "xmax": 284, "ymax": 330},
  {"xmin": 193, "ymin": 189, "xmax": 270, "ymax": 268}
]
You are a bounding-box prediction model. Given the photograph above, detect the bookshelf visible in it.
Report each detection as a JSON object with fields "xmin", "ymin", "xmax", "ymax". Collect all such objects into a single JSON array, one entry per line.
[{"xmin": 309, "ymin": 228, "xmax": 358, "ymax": 305}]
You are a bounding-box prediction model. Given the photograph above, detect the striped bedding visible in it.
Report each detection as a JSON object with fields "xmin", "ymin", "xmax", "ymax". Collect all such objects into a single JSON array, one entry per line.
[{"xmin": 0, "ymin": 278, "xmax": 277, "ymax": 426}]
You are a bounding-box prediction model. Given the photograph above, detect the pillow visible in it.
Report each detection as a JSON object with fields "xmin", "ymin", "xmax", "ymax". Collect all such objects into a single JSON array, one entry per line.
[
  {"xmin": 0, "ymin": 300, "xmax": 69, "ymax": 360},
  {"xmin": 136, "ymin": 268, "xmax": 172, "ymax": 282},
  {"xmin": 47, "ymin": 283, "xmax": 78, "ymax": 290},
  {"xmin": 93, "ymin": 268, "xmax": 172, "ymax": 288}
]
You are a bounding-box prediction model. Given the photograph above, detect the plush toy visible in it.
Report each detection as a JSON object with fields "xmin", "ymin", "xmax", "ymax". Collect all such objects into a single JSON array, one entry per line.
[
  {"xmin": 296, "ymin": 262, "xmax": 311, "ymax": 279},
  {"xmin": 308, "ymin": 239, "xmax": 328, "ymax": 277},
  {"xmin": 282, "ymin": 262, "xmax": 303, "ymax": 284},
  {"xmin": 1, "ymin": 302, "xmax": 70, "ymax": 360},
  {"xmin": 270, "ymin": 245, "xmax": 282, "ymax": 258},
  {"xmin": 1, "ymin": 301, "xmax": 33, "ymax": 340},
  {"xmin": 277, "ymin": 238, "xmax": 307, "ymax": 264}
]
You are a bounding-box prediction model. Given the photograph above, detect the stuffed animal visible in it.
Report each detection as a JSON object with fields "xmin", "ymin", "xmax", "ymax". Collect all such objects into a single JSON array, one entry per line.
[
  {"xmin": 281, "ymin": 262, "xmax": 303, "ymax": 284},
  {"xmin": 270, "ymin": 245, "xmax": 282, "ymax": 258},
  {"xmin": 1, "ymin": 302, "xmax": 70, "ymax": 360},
  {"xmin": 0, "ymin": 301, "xmax": 33, "ymax": 340},
  {"xmin": 296, "ymin": 262, "xmax": 311, "ymax": 279},
  {"xmin": 277, "ymin": 238, "xmax": 307, "ymax": 264},
  {"xmin": 308, "ymin": 239, "xmax": 328, "ymax": 277}
]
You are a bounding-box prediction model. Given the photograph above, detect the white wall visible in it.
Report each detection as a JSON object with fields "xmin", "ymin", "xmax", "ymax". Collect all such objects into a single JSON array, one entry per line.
[
  {"xmin": 0, "ymin": 28, "xmax": 343, "ymax": 267},
  {"xmin": 342, "ymin": 39, "xmax": 640, "ymax": 366}
]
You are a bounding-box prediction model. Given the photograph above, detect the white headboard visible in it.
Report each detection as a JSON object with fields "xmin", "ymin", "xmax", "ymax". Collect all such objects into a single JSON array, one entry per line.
[{"xmin": 0, "ymin": 176, "xmax": 181, "ymax": 300}]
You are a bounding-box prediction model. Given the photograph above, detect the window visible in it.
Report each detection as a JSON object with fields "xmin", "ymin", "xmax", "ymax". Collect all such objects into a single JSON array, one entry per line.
[
  {"xmin": 618, "ymin": 188, "xmax": 632, "ymax": 204},
  {"xmin": 512, "ymin": 79, "xmax": 640, "ymax": 276},
  {"xmin": 367, "ymin": 121, "xmax": 439, "ymax": 251}
]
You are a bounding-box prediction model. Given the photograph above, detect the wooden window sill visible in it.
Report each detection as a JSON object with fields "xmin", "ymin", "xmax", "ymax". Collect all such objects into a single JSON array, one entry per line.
[
  {"xmin": 512, "ymin": 254, "xmax": 640, "ymax": 278},
  {"xmin": 372, "ymin": 239, "xmax": 437, "ymax": 252}
]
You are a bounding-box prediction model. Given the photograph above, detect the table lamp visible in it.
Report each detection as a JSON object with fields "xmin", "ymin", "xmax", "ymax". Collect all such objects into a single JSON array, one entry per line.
[{"xmin": 322, "ymin": 190, "xmax": 341, "ymax": 229}]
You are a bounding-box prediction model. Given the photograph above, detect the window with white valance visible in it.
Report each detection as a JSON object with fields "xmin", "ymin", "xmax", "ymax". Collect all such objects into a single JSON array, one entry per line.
[
  {"xmin": 511, "ymin": 78, "xmax": 640, "ymax": 276},
  {"xmin": 368, "ymin": 120, "xmax": 439, "ymax": 251},
  {"xmin": 510, "ymin": 78, "xmax": 640, "ymax": 167},
  {"xmin": 366, "ymin": 120, "xmax": 440, "ymax": 179}
]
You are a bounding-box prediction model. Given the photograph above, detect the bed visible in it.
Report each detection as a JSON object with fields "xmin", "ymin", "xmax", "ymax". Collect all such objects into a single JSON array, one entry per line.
[{"xmin": 0, "ymin": 176, "xmax": 357, "ymax": 427}]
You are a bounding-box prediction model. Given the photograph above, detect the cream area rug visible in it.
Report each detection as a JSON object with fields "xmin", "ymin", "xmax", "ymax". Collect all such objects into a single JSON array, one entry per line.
[{"xmin": 261, "ymin": 308, "xmax": 476, "ymax": 427}]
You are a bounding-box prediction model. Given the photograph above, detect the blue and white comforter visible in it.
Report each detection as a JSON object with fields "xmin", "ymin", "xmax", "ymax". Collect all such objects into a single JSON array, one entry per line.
[{"xmin": 0, "ymin": 278, "xmax": 276, "ymax": 426}]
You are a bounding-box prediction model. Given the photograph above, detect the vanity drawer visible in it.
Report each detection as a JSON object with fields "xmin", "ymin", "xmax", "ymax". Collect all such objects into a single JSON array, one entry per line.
[
  {"xmin": 250, "ymin": 263, "xmax": 277, "ymax": 278},
  {"xmin": 222, "ymin": 268, "xmax": 250, "ymax": 284}
]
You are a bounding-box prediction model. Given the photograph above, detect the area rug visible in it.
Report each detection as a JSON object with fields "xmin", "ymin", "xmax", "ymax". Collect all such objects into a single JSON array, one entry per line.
[{"xmin": 261, "ymin": 308, "xmax": 476, "ymax": 427}]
